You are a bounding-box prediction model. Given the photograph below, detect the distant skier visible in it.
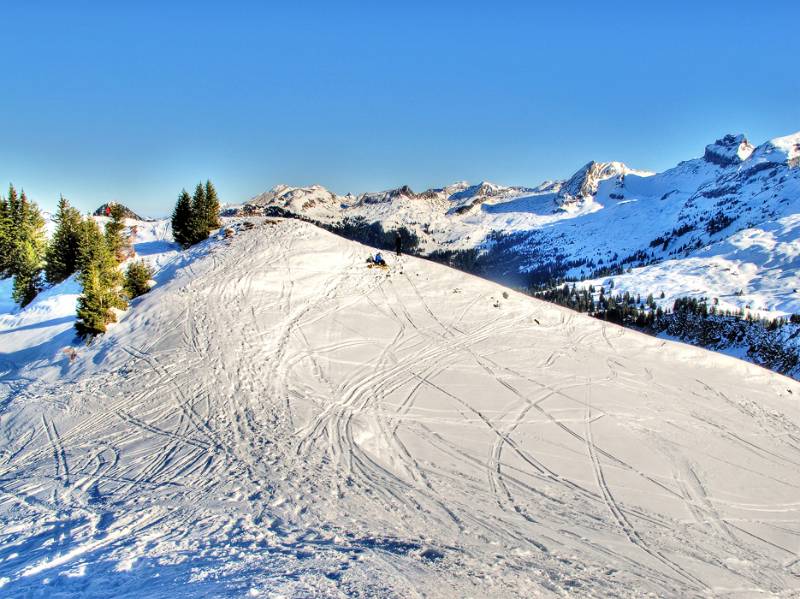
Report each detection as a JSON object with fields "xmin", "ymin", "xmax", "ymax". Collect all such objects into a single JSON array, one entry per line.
[{"xmin": 395, "ymin": 231, "xmax": 402, "ymax": 256}]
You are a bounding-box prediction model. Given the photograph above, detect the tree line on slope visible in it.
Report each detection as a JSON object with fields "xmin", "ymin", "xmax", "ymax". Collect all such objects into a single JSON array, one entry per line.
[
  {"xmin": 0, "ymin": 179, "xmax": 221, "ymax": 342},
  {"xmin": 0, "ymin": 185, "xmax": 154, "ymax": 337},
  {"xmin": 533, "ymin": 283, "xmax": 800, "ymax": 375}
]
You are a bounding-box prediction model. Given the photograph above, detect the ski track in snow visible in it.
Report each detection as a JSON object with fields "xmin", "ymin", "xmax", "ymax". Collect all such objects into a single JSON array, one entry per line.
[{"xmin": 0, "ymin": 218, "xmax": 799, "ymax": 597}]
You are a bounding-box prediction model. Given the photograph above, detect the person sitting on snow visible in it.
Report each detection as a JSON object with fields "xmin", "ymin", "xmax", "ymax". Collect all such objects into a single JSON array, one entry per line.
[{"xmin": 374, "ymin": 252, "xmax": 386, "ymax": 266}]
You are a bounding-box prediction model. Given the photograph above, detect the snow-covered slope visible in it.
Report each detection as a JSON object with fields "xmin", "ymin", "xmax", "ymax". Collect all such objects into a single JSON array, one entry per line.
[
  {"xmin": 0, "ymin": 217, "xmax": 179, "ymax": 381},
  {"xmin": 1, "ymin": 219, "xmax": 798, "ymax": 597},
  {"xmin": 236, "ymin": 130, "xmax": 800, "ymax": 322},
  {"xmin": 582, "ymin": 212, "xmax": 800, "ymax": 319}
]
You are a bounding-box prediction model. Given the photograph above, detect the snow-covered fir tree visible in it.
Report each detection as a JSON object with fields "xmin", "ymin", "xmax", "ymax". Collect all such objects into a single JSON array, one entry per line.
[
  {"xmin": 45, "ymin": 195, "xmax": 83, "ymax": 284},
  {"xmin": 170, "ymin": 181, "xmax": 221, "ymax": 248},
  {"xmin": 189, "ymin": 182, "xmax": 209, "ymax": 245},
  {"xmin": 123, "ymin": 259, "xmax": 153, "ymax": 299},
  {"xmin": 75, "ymin": 219, "xmax": 126, "ymax": 337},
  {"xmin": 204, "ymin": 180, "xmax": 220, "ymax": 230},
  {"xmin": 171, "ymin": 189, "xmax": 192, "ymax": 247},
  {"xmin": 105, "ymin": 203, "xmax": 132, "ymax": 262},
  {"xmin": 8, "ymin": 188, "xmax": 46, "ymax": 306}
]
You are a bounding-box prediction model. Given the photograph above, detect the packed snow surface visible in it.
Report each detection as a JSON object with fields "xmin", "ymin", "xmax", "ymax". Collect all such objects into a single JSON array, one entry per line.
[{"xmin": 1, "ymin": 219, "xmax": 799, "ymax": 597}]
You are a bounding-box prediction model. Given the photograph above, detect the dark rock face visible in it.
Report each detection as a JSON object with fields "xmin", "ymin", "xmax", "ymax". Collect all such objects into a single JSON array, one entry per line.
[
  {"xmin": 703, "ymin": 134, "xmax": 753, "ymax": 167},
  {"xmin": 560, "ymin": 161, "xmax": 599, "ymax": 200},
  {"xmin": 391, "ymin": 185, "xmax": 416, "ymax": 199},
  {"xmin": 418, "ymin": 188, "xmax": 444, "ymax": 200},
  {"xmin": 94, "ymin": 202, "xmax": 144, "ymax": 220},
  {"xmin": 361, "ymin": 185, "xmax": 418, "ymax": 204}
]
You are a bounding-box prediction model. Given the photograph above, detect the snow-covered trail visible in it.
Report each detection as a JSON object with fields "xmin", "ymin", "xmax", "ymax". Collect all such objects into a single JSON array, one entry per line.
[{"xmin": 1, "ymin": 219, "xmax": 799, "ymax": 597}]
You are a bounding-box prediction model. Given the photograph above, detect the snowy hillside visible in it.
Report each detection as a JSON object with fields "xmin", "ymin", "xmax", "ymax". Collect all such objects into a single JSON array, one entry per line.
[
  {"xmin": 1, "ymin": 219, "xmax": 799, "ymax": 597},
  {"xmin": 0, "ymin": 217, "xmax": 178, "ymax": 381},
  {"xmin": 235, "ymin": 131, "xmax": 800, "ymax": 322}
]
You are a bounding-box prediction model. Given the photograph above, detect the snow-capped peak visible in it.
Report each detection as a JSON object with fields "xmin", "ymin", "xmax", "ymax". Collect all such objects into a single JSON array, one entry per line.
[
  {"xmin": 358, "ymin": 185, "xmax": 419, "ymax": 205},
  {"xmin": 704, "ymin": 134, "xmax": 754, "ymax": 166},
  {"xmin": 556, "ymin": 161, "xmax": 641, "ymax": 207},
  {"xmin": 269, "ymin": 183, "xmax": 293, "ymax": 195},
  {"xmin": 252, "ymin": 183, "xmax": 333, "ymax": 202},
  {"xmin": 748, "ymin": 131, "xmax": 800, "ymax": 168},
  {"xmin": 448, "ymin": 181, "xmax": 506, "ymax": 202},
  {"xmin": 243, "ymin": 183, "xmax": 340, "ymax": 217}
]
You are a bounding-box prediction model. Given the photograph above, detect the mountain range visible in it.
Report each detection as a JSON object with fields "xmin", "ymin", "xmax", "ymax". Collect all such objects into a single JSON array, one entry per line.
[{"xmin": 230, "ymin": 131, "xmax": 800, "ymax": 322}]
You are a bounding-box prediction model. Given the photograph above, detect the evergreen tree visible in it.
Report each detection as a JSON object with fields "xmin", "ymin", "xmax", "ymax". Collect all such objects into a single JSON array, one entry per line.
[
  {"xmin": 0, "ymin": 185, "xmax": 19, "ymax": 277},
  {"xmin": 75, "ymin": 219, "xmax": 127, "ymax": 337},
  {"xmin": 11, "ymin": 238, "xmax": 44, "ymax": 306},
  {"xmin": 75, "ymin": 219, "xmax": 98, "ymax": 273},
  {"xmin": 171, "ymin": 189, "xmax": 192, "ymax": 247},
  {"xmin": 0, "ymin": 193, "xmax": 9, "ymax": 277},
  {"xmin": 10, "ymin": 190, "xmax": 46, "ymax": 306},
  {"xmin": 105, "ymin": 203, "xmax": 130, "ymax": 262},
  {"xmin": 189, "ymin": 182, "xmax": 208, "ymax": 244},
  {"xmin": 204, "ymin": 180, "xmax": 220, "ymax": 230},
  {"xmin": 45, "ymin": 195, "xmax": 83, "ymax": 284},
  {"xmin": 171, "ymin": 181, "xmax": 218, "ymax": 249},
  {"xmin": 123, "ymin": 260, "xmax": 154, "ymax": 299}
]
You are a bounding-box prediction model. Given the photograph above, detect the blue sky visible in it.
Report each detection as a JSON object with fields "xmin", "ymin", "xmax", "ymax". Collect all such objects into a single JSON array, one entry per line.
[{"xmin": 1, "ymin": 1, "xmax": 798, "ymax": 216}]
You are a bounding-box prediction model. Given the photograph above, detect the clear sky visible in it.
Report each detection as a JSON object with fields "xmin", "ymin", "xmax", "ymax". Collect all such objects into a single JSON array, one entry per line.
[{"xmin": 2, "ymin": 1, "xmax": 798, "ymax": 217}]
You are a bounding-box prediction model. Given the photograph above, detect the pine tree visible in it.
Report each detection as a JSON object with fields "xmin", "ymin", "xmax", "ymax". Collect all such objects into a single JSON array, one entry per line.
[
  {"xmin": 171, "ymin": 189, "xmax": 192, "ymax": 247},
  {"xmin": 10, "ymin": 190, "xmax": 46, "ymax": 306},
  {"xmin": 0, "ymin": 185, "xmax": 20, "ymax": 277},
  {"xmin": 105, "ymin": 203, "xmax": 130, "ymax": 262},
  {"xmin": 189, "ymin": 182, "xmax": 208, "ymax": 244},
  {"xmin": 171, "ymin": 181, "xmax": 218, "ymax": 249},
  {"xmin": 75, "ymin": 259, "xmax": 109, "ymax": 337},
  {"xmin": 75, "ymin": 219, "xmax": 127, "ymax": 337},
  {"xmin": 204, "ymin": 180, "xmax": 220, "ymax": 230},
  {"xmin": 123, "ymin": 260, "xmax": 153, "ymax": 299},
  {"xmin": 12, "ymin": 237, "xmax": 44, "ymax": 306},
  {"xmin": 0, "ymin": 191, "xmax": 9, "ymax": 278},
  {"xmin": 45, "ymin": 195, "xmax": 83, "ymax": 284}
]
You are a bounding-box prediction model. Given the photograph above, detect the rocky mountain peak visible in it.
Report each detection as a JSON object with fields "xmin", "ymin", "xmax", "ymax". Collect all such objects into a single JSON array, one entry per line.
[
  {"xmin": 703, "ymin": 134, "xmax": 754, "ymax": 166},
  {"xmin": 93, "ymin": 202, "xmax": 143, "ymax": 220},
  {"xmin": 557, "ymin": 161, "xmax": 632, "ymax": 207}
]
